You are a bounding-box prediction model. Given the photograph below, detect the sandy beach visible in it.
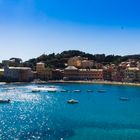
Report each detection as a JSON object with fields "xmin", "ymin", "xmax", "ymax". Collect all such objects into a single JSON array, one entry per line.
[
  {"xmin": 1, "ymin": 80, "xmax": 140, "ymax": 87},
  {"xmin": 48, "ymin": 80, "xmax": 140, "ymax": 87}
]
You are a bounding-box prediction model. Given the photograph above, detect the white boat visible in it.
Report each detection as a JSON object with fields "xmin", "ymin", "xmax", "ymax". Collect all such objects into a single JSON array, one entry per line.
[
  {"xmin": 73, "ymin": 90, "xmax": 81, "ymax": 92},
  {"xmin": 67, "ymin": 99, "xmax": 79, "ymax": 104},
  {"xmin": 60, "ymin": 90, "xmax": 68, "ymax": 92},
  {"xmin": 120, "ymin": 97, "xmax": 129, "ymax": 101}
]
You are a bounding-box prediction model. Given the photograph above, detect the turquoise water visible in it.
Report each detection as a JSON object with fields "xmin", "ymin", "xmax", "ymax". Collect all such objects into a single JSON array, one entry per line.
[{"xmin": 0, "ymin": 83, "xmax": 140, "ymax": 140}]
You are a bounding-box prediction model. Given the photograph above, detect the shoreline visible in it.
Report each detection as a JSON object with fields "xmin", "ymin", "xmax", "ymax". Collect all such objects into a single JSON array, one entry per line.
[
  {"xmin": 0, "ymin": 80, "xmax": 140, "ymax": 87},
  {"xmin": 48, "ymin": 80, "xmax": 140, "ymax": 87}
]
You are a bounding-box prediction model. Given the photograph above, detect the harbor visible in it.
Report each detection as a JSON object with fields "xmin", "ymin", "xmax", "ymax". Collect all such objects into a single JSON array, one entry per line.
[{"xmin": 0, "ymin": 83, "xmax": 140, "ymax": 140}]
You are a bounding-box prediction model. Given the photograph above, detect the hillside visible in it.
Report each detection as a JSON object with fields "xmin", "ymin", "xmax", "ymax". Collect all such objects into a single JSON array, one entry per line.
[{"xmin": 22, "ymin": 50, "xmax": 140, "ymax": 70}]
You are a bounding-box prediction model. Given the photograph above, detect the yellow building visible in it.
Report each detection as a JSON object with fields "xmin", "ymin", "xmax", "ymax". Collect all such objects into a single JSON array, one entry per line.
[
  {"xmin": 68, "ymin": 56, "xmax": 94, "ymax": 68},
  {"xmin": 36, "ymin": 62, "xmax": 45, "ymax": 72},
  {"xmin": 36, "ymin": 62, "xmax": 52, "ymax": 80},
  {"xmin": 68, "ymin": 56, "xmax": 82, "ymax": 68}
]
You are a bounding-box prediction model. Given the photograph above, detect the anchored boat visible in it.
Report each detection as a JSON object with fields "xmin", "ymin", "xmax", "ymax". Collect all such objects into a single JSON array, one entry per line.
[
  {"xmin": 87, "ymin": 90, "xmax": 93, "ymax": 92},
  {"xmin": 0, "ymin": 99, "xmax": 11, "ymax": 103},
  {"xmin": 120, "ymin": 97, "xmax": 129, "ymax": 101},
  {"xmin": 73, "ymin": 90, "xmax": 81, "ymax": 93},
  {"xmin": 67, "ymin": 99, "xmax": 79, "ymax": 104},
  {"xmin": 32, "ymin": 89, "xmax": 40, "ymax": 93},
  {"xmin": 47, "ymin": 90, "xmax": 57, "ymax": 93},
  {"xmin": 60, "ymin": 90, "xmax": 69, "ymax": 92},
  {"xmin": 97, "ymin": 90, "xmax": 106, "ymax": 93}
]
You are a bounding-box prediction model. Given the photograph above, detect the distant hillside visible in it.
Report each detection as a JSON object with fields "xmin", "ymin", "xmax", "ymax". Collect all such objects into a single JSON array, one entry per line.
[{"xmin": 22, "ymin": 50, "xmax": 140, "ymax": 70}]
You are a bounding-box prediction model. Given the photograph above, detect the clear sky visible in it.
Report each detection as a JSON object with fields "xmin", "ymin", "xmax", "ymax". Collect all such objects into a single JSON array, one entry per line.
[{"xmin": 0, "ymin": 0, "xmax": 140, "ymax": 62}]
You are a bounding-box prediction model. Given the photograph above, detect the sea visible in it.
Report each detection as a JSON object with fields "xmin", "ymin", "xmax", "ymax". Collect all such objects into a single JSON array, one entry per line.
[{"xmin": 0, "ymin": 83, "xmax": 140, "ymax": 140}]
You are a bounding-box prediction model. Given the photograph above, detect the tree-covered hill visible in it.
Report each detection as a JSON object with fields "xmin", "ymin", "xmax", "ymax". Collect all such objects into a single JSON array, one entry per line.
[{"xmin": 22, "ymin": 50, "xmax": 140, "ymax": 70}]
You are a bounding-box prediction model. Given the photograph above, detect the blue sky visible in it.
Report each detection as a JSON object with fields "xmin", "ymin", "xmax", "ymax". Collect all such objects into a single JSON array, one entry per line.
[{"xmin": 0, "ymin": 0, "xmax": 140, "ymax": 61}]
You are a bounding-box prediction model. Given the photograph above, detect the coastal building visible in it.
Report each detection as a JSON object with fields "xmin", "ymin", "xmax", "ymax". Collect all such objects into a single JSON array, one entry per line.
[
  {"xmin": 79, "ymin": 69, "xmax": 93, "ymax": 80},
  {"xmin": 68, "ymin": 56, "xmax": 93, "ymax": 69},
  {"xmin": 0, "ymin": 69, "xmax": 4, "ymax": 81},
  {"xmin": 64, "ymin": 66, "xmax": 103, "ymax": 80},
  {"xmin": 4, "ymin": 66, "xmax": 33, "ymax": 82},
  {"xmin": 124, "ymin": 67, "xmax": 140, "ymax": 82},
  {"xmin": 90, "ymin": 69, "xmax": 103, "ymax": 80},
  {"xmin": 137, "ymin": 71, "xmax": 140, "ymax": 82},
  {"xmin": 137, "ymin": 62, "xmax": 140, "ymax": 69},
  {"xmin": 103, "ymin": 67, "xmax": 112, "ymax": 81},
  {"xmin": 64, "ymin": 66, "xmax": 79, "ymax": 80},
  {"xmin": 36, "ymin": 62, "xmax": 45, "ymax": 72},
  {"xmin": 127, "ymin": 59, "xmax": 137, "ymax": 67},
  {"xmin": 52, "ymin": 69, "xmax": 64, "ymax": 80},
  {"xmin": 81, "ymin": 60, "xmax": 94, "ymax": 69},
  {"xmin": 95, "ymin": 63, "xmax": 103, "ymax": 69},
  {"xmin": 32, "ymin": 71, "xmax": 38, "ymax": 80},
  {"xmin": 36, "ymin": 62, "xmax": 52, "ymax": 80},
  {"xmin": 112, "ymin": 67, "xmax": 125, "ymax": 82}
]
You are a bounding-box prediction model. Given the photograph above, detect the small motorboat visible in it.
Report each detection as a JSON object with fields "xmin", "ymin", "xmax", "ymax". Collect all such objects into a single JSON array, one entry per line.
[
  {"xmin": 7, "ymin": 88, "xmax": 15, "ymax": 90},
  {"xmin": 60, "ymin": 90, "xmax": 68, "ymax": 92},
  {"xmin": 97, "ymin": 90, "xmax": 106, "ymax": 93},
  {"xmin": 73, "ymin": 90, "xmax": 81, "ymax": 93},
  {"xmin": 48, "ymin": 86, "xmax": 56, "ymax": 88},
  {"xmin": 37, "ymin": 85, "xmax": 44, "ymax": 88},
  {"xmin": 32, "ymin": 89, "xmax": 40, "ymax": 93},
  {"xmin": 120, "ymin": 97, "xmax": 129, "ymax": 101},
  {"xmin": 87, "ymin": 90, "xmax": 93, "ymax": 92},
  {"xmin": 0, "ymin": 99, "xmax": 10, "ymax": 103},
  {"xmin": 47, "ymin": 90, "xmax": 57, "ymax": 93},
  {"xmin": 67, "ymin": 99, "xmax": 79, "ymax": 104}
]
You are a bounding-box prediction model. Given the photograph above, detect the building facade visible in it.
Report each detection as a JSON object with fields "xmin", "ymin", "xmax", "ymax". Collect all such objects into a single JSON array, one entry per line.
[
  {"xmin": 64, "ymin": 66, "xmax": 103, "ymax": 80},
  {"xmin": 4, "ymin": 66, "xmax": 33, "ymax": 82},
  {"xmin": 112, "ymin": 67, "xmax": 125, "ymax": 82},
  {"xmin": 36, "ymin": 62, "xmax": 52, "ymax": 80},
  {"xmin": 0, "ymin": 69, "xmax": 4, "ymax": 81},
  {"xmin": 64, "ymin": 66, "xmax": 79, "ymax": 80},
  {"xmin": 52, "ymin": 69, "xmax": 64, "ymax": 80},
  {"xmin": 81, "ymin": 60, "xmax": 94, "ymax": 69},
  {"xmin": 103, "ymin": 68, "xmax": 112, "ymax": 81},
  {"xmin": 124, "ymin": 67, "xmax": 140, "ymax": 82},
  {"xmin": 68, "ymin": 56, "xmax": 94, "ymax": 69}
]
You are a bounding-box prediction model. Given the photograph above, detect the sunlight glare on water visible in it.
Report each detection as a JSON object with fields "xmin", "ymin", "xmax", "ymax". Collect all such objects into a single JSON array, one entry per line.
[{"xmin": 0, "ymin": 83, "xmax": 140, "ymax": 140}]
